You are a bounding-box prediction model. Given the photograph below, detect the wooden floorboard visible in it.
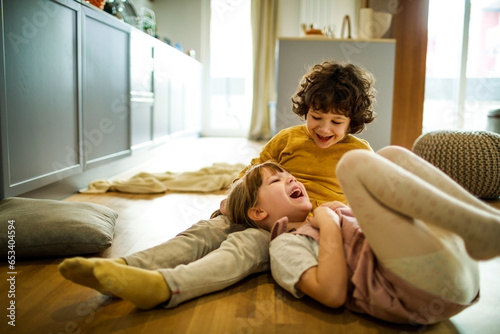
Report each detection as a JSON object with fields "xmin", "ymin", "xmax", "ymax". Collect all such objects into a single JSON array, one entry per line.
[{"xmin": 3, "ymin": 137, "xmax": 500, "ymax": 333}]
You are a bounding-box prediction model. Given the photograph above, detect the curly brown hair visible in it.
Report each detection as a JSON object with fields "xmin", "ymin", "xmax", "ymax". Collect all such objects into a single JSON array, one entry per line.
[{"xmin": 291, "ymin": 60, "xmax": 376, "ymax": 134}]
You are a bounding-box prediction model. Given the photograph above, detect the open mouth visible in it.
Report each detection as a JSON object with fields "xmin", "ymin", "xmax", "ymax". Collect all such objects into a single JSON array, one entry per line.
[
  {"xmin": 316, "ymin": 133, "xmax": 333, "ymax": 142},
  {"xmin": 289, "ymin": 188, "xmax": 304, "ymax": 199}
]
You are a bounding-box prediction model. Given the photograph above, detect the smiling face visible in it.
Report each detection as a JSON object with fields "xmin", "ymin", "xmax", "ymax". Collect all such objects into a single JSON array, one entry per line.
[
  {"xmin": 251, "ymin": 167, "xmax": 312, "ymax": 231},
  {"xmin": 306, "ymin": 109, "xmax": 351, "ymax": 148}
]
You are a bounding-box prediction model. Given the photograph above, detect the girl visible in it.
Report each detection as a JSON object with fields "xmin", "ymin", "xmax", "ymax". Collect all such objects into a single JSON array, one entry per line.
[{"xmin": 225, "ymin": 147, "xmax": 500, "ymax": 325}]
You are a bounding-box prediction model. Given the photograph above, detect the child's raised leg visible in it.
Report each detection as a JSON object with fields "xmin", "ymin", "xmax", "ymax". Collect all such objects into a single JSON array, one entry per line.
[
  {"xmin": 377, "ymin": 146, "xmax": 499, "ymax": 215},
  {"xmin": 335, "ymin": 149, "xmax": 496, "ymax": 303},
  {"xmin": 337, "ymin": 148, "xmax": 500, "ymax": 261}
]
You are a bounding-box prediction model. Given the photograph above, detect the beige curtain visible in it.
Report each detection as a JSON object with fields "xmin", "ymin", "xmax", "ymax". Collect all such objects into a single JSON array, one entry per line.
[{"xmin": 248, "ymin": 0, "xmax": 279, "ymax": 140}]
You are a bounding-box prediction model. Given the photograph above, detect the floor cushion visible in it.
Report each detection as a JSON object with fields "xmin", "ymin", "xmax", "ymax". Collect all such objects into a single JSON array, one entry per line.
[
  {"xmin": 0, "ymin": 197, "xmax": 117, "ymax": 258},
  {"xmin": 412, "ymin": 130, "xmax": 500, "ymax": 199}
]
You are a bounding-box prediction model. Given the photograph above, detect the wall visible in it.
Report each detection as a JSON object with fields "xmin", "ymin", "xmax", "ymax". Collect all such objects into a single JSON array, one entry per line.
[
  {"xmin": 146, "ymin": 0, "xmax": 358, "ymax": 60},
  {"xmin": 132, "ymin": 0, "xmax": 154, "ymax": 11},
  {"xmin": 145, "ymin": 0, "xmax": 205, "ymax": 61},
  {"xmin": 278, "ymin": 0, "xmax": 359, "ymax": 38}
]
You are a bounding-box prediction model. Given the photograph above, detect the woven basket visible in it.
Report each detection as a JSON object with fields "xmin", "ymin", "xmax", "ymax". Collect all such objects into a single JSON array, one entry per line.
[{"xmin": 412, "ymin": 130, "xmax": 500, "ymax": 199}]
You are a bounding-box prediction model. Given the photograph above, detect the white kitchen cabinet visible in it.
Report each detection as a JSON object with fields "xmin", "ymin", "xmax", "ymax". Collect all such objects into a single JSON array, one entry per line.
[
  {"xmin": 130, "ymin": 30, "xmax": 155, "ymax": 149},
  {"xmin": 153, "ymin": 37, "xmax": 202, "ymax": 139}
]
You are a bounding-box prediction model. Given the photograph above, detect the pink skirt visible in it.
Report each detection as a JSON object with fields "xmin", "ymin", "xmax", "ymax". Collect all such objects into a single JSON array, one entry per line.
[{"xmin": 337, "ymin": 207, "xmax": 479, "ymax": 325}]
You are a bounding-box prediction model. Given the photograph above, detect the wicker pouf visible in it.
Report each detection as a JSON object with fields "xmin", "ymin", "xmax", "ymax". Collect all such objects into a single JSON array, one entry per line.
[{"xmin": 412, "ymin": 130, "xmax": 500, "ymax": 199}]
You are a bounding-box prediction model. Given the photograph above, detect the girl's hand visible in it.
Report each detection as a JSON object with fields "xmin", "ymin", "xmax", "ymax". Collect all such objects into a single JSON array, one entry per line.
[
  {"xmin": 297, "ymin": 206, "xmax": 347, "ymax": 309},
  {"xmin": 308, "ymin": 207, "xmax": 340, "ymax": 230}
]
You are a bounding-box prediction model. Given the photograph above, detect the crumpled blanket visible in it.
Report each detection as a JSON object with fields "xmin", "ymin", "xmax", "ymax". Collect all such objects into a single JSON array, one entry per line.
[{"xmin": 80, "ymin": 163, "xmax": 246, "ymax": 194}]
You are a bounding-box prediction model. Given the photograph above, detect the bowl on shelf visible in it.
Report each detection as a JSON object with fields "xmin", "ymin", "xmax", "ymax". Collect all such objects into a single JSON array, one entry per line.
[{"xmin": 87, "ymin": 0, "xmax": 106, "ymax": 10}]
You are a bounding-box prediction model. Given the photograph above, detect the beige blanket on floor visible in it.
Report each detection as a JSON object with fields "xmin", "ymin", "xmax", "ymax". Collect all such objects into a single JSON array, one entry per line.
[{"xmin": 80, "ymin": 163, "xmax": 246, "ymax": 194}]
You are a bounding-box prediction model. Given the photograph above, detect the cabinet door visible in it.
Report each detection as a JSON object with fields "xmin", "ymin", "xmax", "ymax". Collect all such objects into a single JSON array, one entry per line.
[
  {"xmin": 130, "ymin": 96, "xmax": 154, "ymax": 148},
  {"xmin": 162, "ymin": 47, "xmax": 202, "ymax": 137},
  {"xmin": 152, "ymin": 39, "xmax": 171, "ymax": 141},
  {"xmin": 130, "ymin": 30, "xmax": 154, "ymax": 148},
  {"xmin": 82, "ymin": 7, "xmax": 130, "ymax": 168},
  {"xmin": 0, "ymin": 0, "xmax": 81, "ymax": 197}
]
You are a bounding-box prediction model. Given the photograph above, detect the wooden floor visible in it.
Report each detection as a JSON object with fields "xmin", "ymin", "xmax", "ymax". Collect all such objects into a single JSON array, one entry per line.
[{"xmin": 3, "ymin": 137, "xmax": 500, "ymax": 334}]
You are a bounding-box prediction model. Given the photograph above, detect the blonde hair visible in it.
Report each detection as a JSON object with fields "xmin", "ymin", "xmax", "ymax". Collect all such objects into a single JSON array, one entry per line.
[{"xmin": 226, "ymin": 162, "xmax": 286, "ymax": 228}]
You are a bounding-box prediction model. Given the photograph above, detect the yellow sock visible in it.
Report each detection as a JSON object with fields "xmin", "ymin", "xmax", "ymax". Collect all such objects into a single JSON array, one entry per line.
[
  {"xmin": 93, "ymin": 260, "xmax": 171, "ymax": 309},
  {"xmin": 58, "ymin": 257, "xmax": 126, "ymax": 296}
]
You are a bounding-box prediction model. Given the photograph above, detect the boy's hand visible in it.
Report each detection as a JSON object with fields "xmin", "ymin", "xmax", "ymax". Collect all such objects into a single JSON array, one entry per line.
[
  {"xmin": 219, "ymin": 198, "xmax": 228, "ymax": 215},
  {"xmin": 210, "ymin": 198, "xmax": 228, "ymax": 219}
]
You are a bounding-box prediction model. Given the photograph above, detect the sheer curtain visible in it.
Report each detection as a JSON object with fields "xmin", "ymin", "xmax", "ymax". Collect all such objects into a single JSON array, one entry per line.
[
  {"xmin": 424, "ymin": 0, "xmax": 500, "ymax": 132},
  {"xmin": 248, "ymin": 0, "xmax": 279, "ymax": 140}
]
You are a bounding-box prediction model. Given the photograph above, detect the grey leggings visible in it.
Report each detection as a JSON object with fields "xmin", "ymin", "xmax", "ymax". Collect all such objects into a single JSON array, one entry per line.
[{"xmin": 124, "ymin": 215, "xmax": 270, "ymax": 307}]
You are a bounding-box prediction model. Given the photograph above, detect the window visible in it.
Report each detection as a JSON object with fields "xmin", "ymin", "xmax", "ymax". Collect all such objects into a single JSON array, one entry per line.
[
  {"xmin": 202, "ymin": 0, "xmax": 253, "ymax": 137},
  {"xmin": 424, "ymin": 0, "xmax": 500, "ymax": 132}
]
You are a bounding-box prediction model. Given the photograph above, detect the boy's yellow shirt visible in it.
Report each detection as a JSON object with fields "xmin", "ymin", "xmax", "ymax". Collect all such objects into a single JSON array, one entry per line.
[{"xmin": 239, "ymin": 125, "xmax": 372, "ymax": 208}]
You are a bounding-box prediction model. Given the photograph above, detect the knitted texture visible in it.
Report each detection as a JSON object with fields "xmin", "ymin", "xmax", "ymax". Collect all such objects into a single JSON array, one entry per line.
[{"xmin": 412, "ymin": 130, "xmax": 500, "ymax": 199}]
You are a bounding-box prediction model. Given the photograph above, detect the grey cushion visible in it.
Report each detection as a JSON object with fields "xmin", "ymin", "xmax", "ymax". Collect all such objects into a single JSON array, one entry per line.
[
  {"xmin": 0, "ymin": 197, "xmax": 117, "ymax": 258},
  {"xmin": 412, "ymin": 130, "xmax": 500, "ymax": 199}
]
